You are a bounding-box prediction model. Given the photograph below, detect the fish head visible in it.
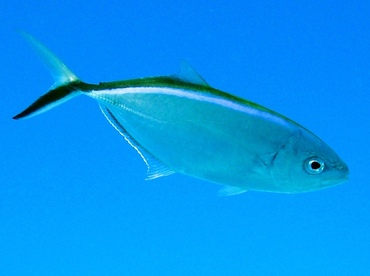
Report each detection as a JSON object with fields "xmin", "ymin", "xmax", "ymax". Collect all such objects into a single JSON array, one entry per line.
[{"xmin": 271, "ymin": 129, "xmax": 349, "ymax": 193}]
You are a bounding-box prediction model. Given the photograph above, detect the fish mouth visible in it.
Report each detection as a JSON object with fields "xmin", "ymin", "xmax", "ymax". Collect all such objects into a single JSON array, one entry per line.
[
  {"xmin": 320, "ymin": 166, "xmax": 349, "ymax": 187},
  {"xmin": 320, "ymin": 177, "xmax": 347, "ymax": 188}
]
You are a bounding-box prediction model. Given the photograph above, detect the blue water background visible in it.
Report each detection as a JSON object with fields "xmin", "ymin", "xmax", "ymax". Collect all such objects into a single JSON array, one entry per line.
[{"xmin": 1, "ymin": 1, "xmax": 369, "ymax": 275}]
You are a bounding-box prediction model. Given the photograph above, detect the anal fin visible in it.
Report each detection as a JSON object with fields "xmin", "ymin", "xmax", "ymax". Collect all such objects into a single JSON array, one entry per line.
[{"xmin": 99, "ymin": 104, "xmax": 175, "ymax": 180}]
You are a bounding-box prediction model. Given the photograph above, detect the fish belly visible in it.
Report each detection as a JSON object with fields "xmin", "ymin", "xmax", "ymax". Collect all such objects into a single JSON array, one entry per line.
[{"xmin": 93, "ymin": 88, "xmax": 294, "ymax": 189}]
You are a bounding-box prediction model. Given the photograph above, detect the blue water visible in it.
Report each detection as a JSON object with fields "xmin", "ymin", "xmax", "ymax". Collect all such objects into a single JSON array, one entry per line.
[{"xmin": 1, "ymin": 1, "xmax": 369, "ymax": 275}]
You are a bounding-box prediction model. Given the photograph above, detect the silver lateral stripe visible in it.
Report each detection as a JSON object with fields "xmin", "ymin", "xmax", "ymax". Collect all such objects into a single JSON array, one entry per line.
[{"xmin": 91, "ymin": 87, "xmax": 290, "ymax": 127}]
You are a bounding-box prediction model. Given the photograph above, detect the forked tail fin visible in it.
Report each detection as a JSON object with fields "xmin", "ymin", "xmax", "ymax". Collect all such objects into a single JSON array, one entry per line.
[{"xmin": 13, "ymin": 31, "xmax": 82, "ymax": 120}]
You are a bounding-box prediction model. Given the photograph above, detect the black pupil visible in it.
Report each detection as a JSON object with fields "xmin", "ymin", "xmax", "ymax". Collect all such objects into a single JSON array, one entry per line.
[{"xmin": 311, "ymin": 161, "xmax": 321, "ymax": 170}]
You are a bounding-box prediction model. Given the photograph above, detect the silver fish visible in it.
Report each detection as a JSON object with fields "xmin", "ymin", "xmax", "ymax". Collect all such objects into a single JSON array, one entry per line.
[{"xmin": 14, "ymin": 32, "xmax": 349, "ymax": 195}]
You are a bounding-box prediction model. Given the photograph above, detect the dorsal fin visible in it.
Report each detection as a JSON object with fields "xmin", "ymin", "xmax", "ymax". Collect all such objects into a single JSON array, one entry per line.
[
  {"xmin": 175, "ymin": 60, "xmax": 210, "ymax": 87},
  {"xmin": 17, "ymin": 30, "xmax": 79, "ymax": 88},
  {"xmin": 99, "ymin": 105, "xmax": 175, "ymax": 180}
]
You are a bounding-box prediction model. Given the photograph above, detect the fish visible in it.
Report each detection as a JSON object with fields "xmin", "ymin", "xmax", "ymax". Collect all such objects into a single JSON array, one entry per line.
[{"xmin": 13, "ymin": 31, "xmax": 349, "ymax": 195}]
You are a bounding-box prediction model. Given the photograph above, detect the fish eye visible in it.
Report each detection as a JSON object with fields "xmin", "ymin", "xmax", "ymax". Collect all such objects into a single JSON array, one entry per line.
[{"xmin": 304, "ymin": 157, "xmax": 325, "ymax": 174}]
